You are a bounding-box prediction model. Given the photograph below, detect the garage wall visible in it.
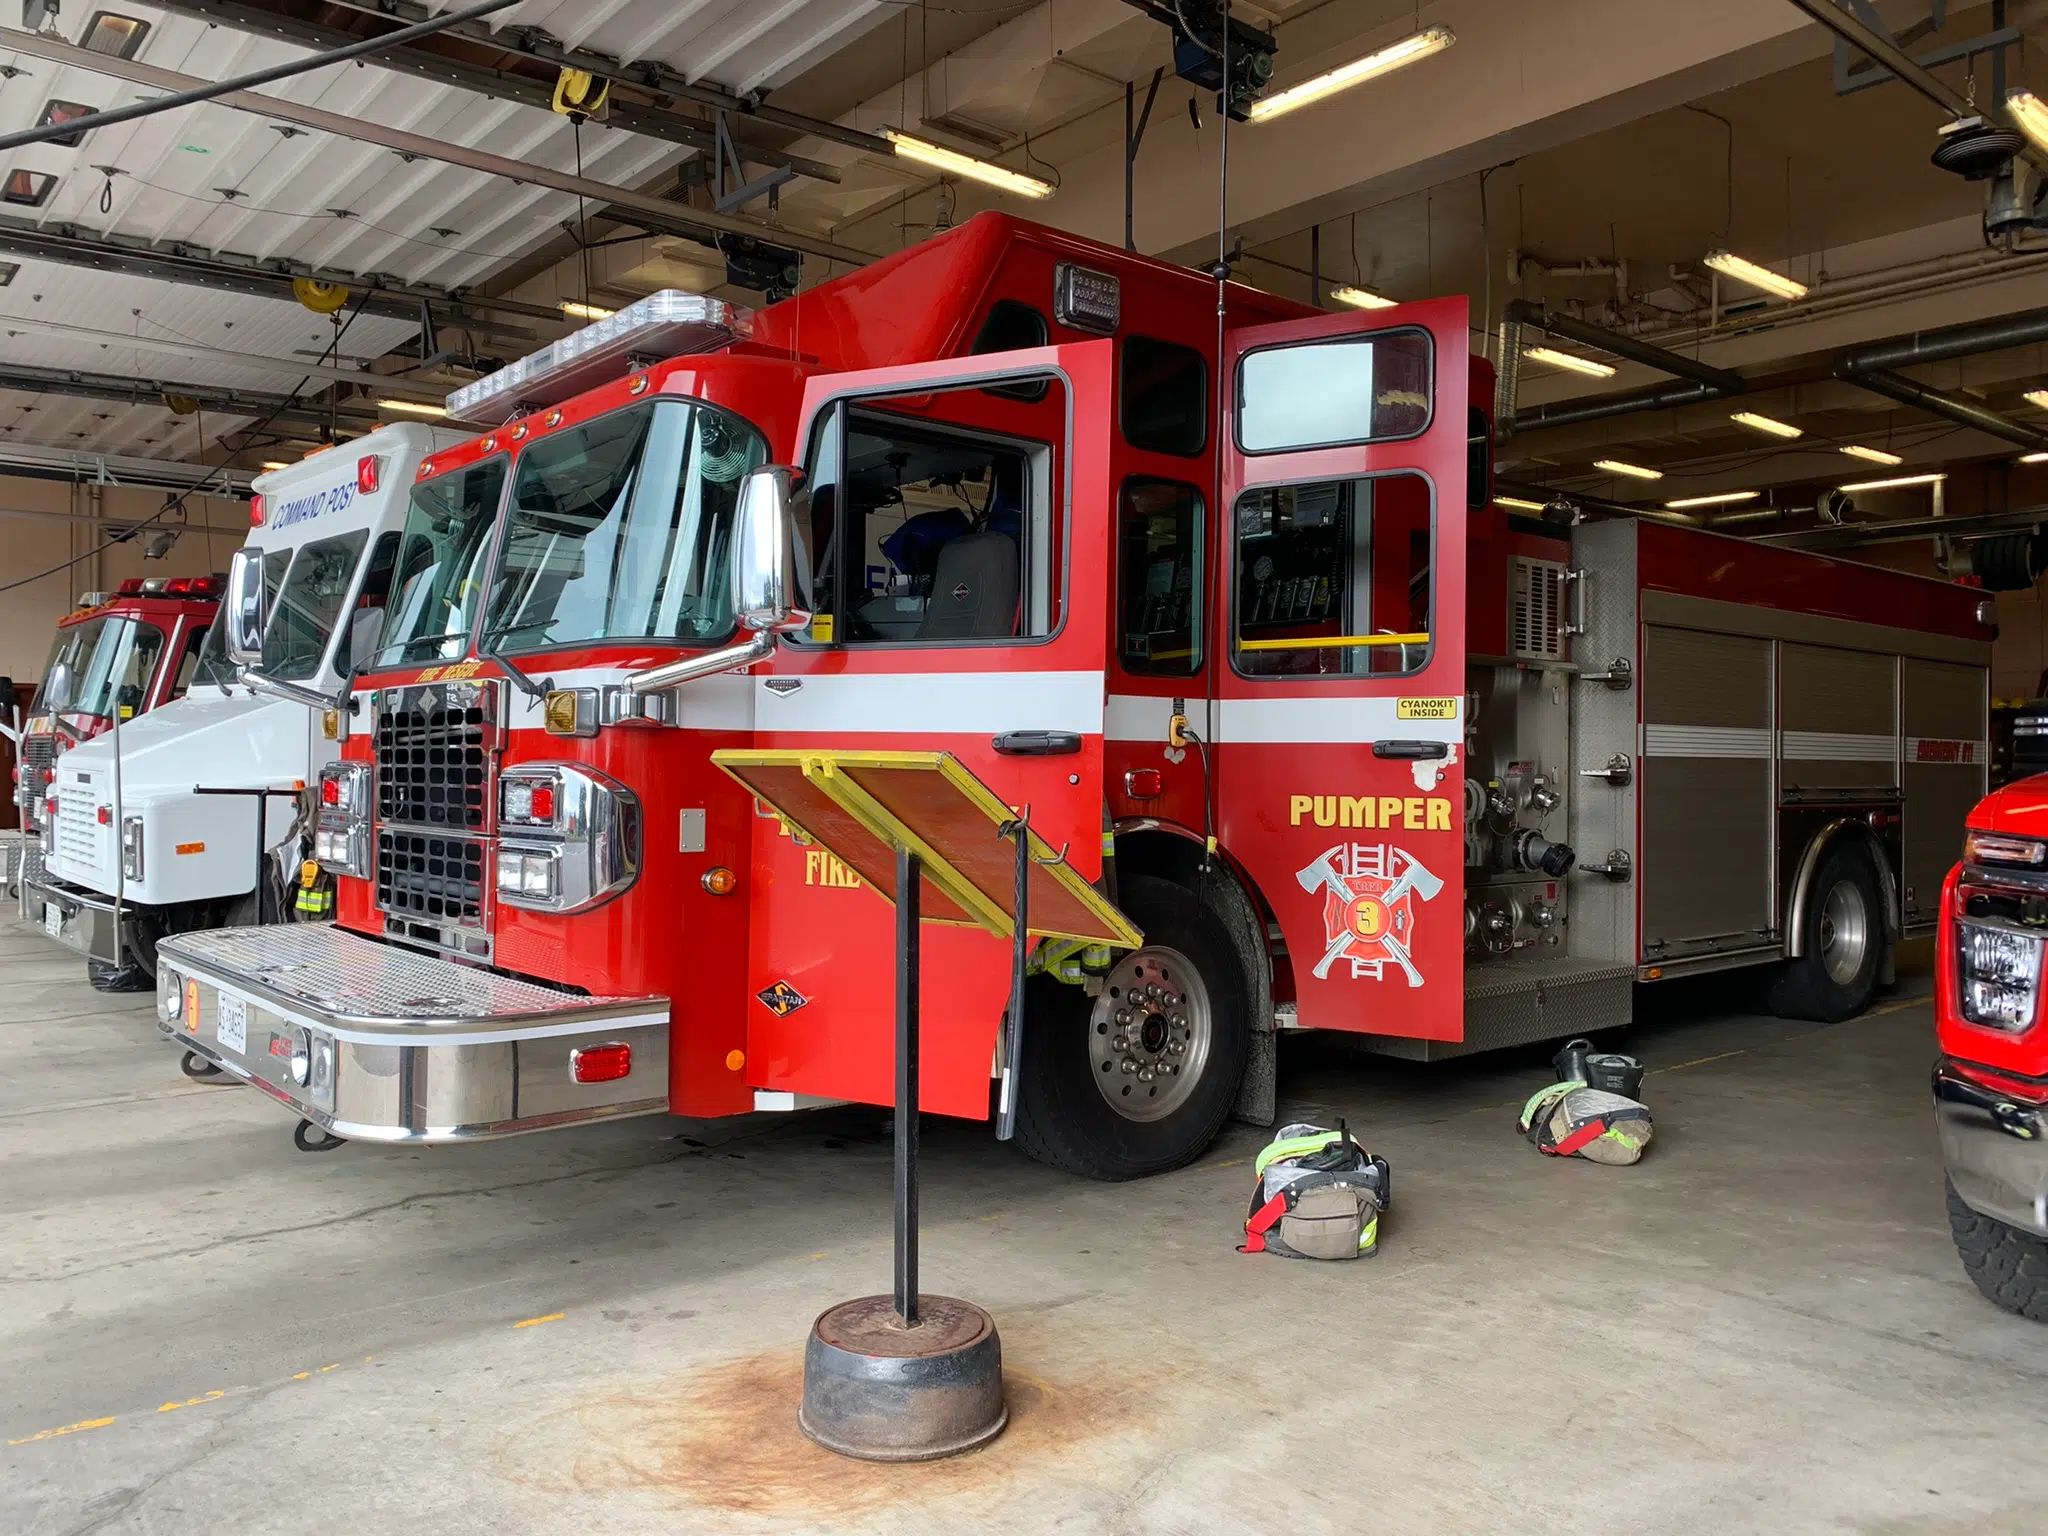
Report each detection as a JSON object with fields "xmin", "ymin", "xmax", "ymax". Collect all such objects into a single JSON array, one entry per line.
[{"xmin": 0, "ymin": 474, "xmax": 247, "ymax": 687}]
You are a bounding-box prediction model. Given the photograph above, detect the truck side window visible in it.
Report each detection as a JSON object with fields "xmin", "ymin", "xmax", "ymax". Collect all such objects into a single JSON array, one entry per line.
[
  {"xmin": 1120, "ymin": 336, "xmax": 1207, "ymax": 457},
  {"xmin": 167, "ymin": 623, "xmax": 210, "ymax": 700},
  {"xmin": 264, "ymin": 530, "xmax": 370, "ymax": 682},
  {"xmin": 1233, "ymin": 472, "xmax": 1433, "ymax": 678},
  {"xmin": 804, "ymin": 375, "xmax": 1063, "ymax": 646},
  {"xmin": 971, "ymin": 300, "xmax": 1049, "ymax": 403},
  {"xmin": 1236, "ymin": 329, "xmax": 1433, "ymax": 453},
  {"xmin": 1118, "ymin": 478, "xmax": 1203, "ymax": 676}
]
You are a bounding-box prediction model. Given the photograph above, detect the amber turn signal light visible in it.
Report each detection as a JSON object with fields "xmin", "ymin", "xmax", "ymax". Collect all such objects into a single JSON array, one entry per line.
[{"xmin": 701, "ymin": 866, "xmax": 738, "ymax": 895}]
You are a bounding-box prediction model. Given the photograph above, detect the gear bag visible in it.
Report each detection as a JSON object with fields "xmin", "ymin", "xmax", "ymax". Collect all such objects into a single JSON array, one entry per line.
[
  {"xmin": 1518, "ymin": 1081, "xmax": 1653, "ymax": 1165},
  {"xmin": 1240, "ymin": 1120, "xmax": 1389, "ymax": 1259}
]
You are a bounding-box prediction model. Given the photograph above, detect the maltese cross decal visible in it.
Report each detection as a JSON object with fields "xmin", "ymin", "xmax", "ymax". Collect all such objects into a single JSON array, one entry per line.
[{"xmin": 1295, "ymin": 843, "xmax": 1445, "ymax": 986}]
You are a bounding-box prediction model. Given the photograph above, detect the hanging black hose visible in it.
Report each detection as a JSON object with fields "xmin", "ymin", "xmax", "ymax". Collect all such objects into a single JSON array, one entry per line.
[{"xmin": 0, "ymin": 0, "xmax": 524, "ymax": 154}]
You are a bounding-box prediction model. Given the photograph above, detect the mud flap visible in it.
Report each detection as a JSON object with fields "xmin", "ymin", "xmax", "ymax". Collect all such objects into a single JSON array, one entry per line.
[{"xmin": 1233, "ymin": 1024, "xmax": 1277, "ymax": 1128}]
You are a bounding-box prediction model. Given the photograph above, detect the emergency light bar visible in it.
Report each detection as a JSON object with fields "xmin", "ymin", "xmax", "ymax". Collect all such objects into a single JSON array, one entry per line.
[{"xmin": 444, "ymin": 289, "xmax": 756, "ymax": 426}]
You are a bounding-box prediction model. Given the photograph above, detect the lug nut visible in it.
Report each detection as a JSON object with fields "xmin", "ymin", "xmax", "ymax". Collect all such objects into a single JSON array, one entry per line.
[
  {"xmin": 1114, "ymin": 1009, "xmax": 1131, "ymax": 1026},
  {"xmin": 1168, "ymin": 1039, "xmax": 1186, "ymax": 1055},
  {"xmin": 1112, "ymin": 1036, "xmax": 1130, "ymax": 1053},
  {"xmin": 1120, "ymin": 1058, "xmax": 1139, "ymax": 1075},
  {"xmin": 1138, "ymin": 1067, "xmax": 1156, "ymax": 1082}
]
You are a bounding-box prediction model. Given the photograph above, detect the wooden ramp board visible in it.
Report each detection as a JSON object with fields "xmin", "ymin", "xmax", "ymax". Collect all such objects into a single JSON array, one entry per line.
[{"xmin": 710, "ymin": 748, "xmax": 1141, "ymax": 949}]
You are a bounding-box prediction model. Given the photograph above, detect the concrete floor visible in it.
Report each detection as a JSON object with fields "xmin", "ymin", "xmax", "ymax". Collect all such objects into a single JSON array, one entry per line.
[{"xmin": 4, "ymin": 916, "xmax": 2047, "ymax": 1536}]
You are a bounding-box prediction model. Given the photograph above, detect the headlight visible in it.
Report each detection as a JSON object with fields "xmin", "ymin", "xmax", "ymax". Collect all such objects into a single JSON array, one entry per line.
[
  {"xmin": 1964, "ymin": 830, "xmax": 2048, "ymax": 868},
  {"xmin": 493, "ymin": 765, "xmax": 639, "ymax": 913},
  {"xmin": 1956, "ymin": 919, "xmax": 2044, "ymax": 1032},
  {"xmin": 122, "ymin": 816, "xmax": 145, "ymax": 881},
  {"xmin": 315, "ymin": 762, "xmax": 371, "ymax": 878},
  {"xmin": 158, "ymin": 966, "xmax": 183, "ymax": 1023}
]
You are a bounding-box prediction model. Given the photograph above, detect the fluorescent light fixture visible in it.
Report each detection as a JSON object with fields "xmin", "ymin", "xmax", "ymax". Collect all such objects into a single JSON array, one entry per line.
[
  {"xmin": 1730, "ymin": 410, "xmax": 1803, "ymax": 440},
  {"xmin": 1666, "ymin": 490, "xmax": 1759, "ymax": 509},
  {"xmin": 1526, "ymin": 346, "xmax": 1616, "ymax": 379},
  {"xmin": 1330, "ymin": 284, "xmax": 1397, "ymax": 310},
  {"xmin": 884, "ymin": 128, "xmax": 1053, "ymax": 200},
  {"xmin": 1593, "ymin": 459, "xmax": 1662, "ymax": 481},
  {"xmin": 1246, "ymin": 25, "xmax": 1456, "ymax": 123},
  {"xmin": 2026, "ymin": 389, "xmax": 2048, "ymax": 411},
  {"xmin": 259, "ymin": 460, "xmax": 289, "ymax": 471},
  {"xmin": 1703, "ymin": 250, "xmax": 1808, "ymax": 301},
  {"xmin": 379, "ymin": 398, "xmax": 449, "ymax": 417},
  {"xmin": 1495, "ymin": 494, "xmax": 1548, "ymax": 512},
  {"xmin": 2022, "ymin": 451, "xmax": 2048, "ymax": 464},
  {"xmin": 1839, "ymin": 472, "xmax": 1947, "ymax": 492},
  {"xmin": 2009, "ymin": 90, "xmax": 2048, "ymax": 154},
  {"xmin": 1839, "ymin": 444, "xmax": 1902, "ymax": 466},
  {"xmin": 560, "ymin": 300, "xmax": 614, "ymax": 321}
]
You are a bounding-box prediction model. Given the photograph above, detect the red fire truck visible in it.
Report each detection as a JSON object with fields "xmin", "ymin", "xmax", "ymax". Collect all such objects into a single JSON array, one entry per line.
[
  {"xmin": 1934, "ymin": 761, "xmax": 2048, "ymax": 1320},
  {"xmin": 8, "ymin": 576, "xmax": 224, "ymax": 910},
  {"xmin": 154, "ymin": 213, "xmax": 1993, "ymax": 1177}
]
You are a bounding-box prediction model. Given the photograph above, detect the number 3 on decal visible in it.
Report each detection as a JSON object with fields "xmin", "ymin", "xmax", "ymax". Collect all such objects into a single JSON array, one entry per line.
[{"xmin": 1350, "ymin": 896, "xmax": 1387, "ymax": 939}]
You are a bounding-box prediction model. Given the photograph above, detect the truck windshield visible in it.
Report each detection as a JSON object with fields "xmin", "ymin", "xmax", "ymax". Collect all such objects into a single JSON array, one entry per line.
[
  {"xmin": 263, "ymin": 530, "xmax": 369, "ymax": 681},
  {"xmin": 191, "ymin": 615, "xmax": 239, "ymax": 690},
  {"xmin": 481, "ymin": 399, "xmax": 766, "ymax": 653},
  {"xmin": 377, "ymin": 457, "xmax": 509, "ymax": 666},
  {"xmin": 32, "ymin": 616, "xmax": 166, "ymax": 720}
]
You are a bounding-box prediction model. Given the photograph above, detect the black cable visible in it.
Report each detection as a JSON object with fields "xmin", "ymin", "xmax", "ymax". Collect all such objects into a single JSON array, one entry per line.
[{"xmin": 0, "ymin": 0, "xmax": 525, "ymax": 154}]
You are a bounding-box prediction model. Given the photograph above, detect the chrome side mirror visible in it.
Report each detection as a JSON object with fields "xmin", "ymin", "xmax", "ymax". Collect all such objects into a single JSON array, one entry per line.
[
  {"xmin": 225, "ymin": 547, "xmax": 267, "ymax": 664},
  {"xmin": 42, "ymin": 659, "xmax": 74, "ymax": 714},
  {"xmin": 733, "ymin": 466, "xmax": 812, "ymax": 635}
]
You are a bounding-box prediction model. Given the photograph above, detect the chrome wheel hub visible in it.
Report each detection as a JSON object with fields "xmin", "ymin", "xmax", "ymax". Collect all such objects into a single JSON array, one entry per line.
[
  {"xmin": 1819, "ymin": 879, "xmax": 1871, "ymax": 986},
  {"xmin": 1087, "ymin": 947, "xmax": 1212, "ymax": 1122}
]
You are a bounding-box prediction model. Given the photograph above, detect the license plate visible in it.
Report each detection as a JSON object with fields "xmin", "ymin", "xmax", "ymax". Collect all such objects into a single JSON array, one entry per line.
[
  {"xmin": 43, "ymin": 904, "xmax": 62, "ymax": 938},
  {"xmin": 216, "ymin": 994, "xmax": 248, "ymax": 1055}
]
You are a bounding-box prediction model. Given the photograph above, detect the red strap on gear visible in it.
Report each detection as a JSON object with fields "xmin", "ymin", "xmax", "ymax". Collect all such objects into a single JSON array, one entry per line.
[
  {"xmin": 1241, "ymin": 1192, "xmax": 1290, "ymax": 1253},
  {"xmin": 1550, "ymin": 1118, "xmax": 1610, "ymax": 1158}
]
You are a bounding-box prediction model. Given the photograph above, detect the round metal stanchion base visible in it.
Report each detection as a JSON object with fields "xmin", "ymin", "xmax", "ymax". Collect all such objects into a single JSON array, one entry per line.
[{"xmin": 799, "ymin": 1294, "xmax": 1006, "ymax": 1462}]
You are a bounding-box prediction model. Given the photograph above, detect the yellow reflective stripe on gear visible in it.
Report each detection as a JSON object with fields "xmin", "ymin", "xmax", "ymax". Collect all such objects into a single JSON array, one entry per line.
[
  {"xmin": 1359, "ymin": 1216, "xmax": 1379, "ymax": 1250},
  {"xmin": 1253, "ymin": 1132, "xmax": 1344, "ymax": 1177}
]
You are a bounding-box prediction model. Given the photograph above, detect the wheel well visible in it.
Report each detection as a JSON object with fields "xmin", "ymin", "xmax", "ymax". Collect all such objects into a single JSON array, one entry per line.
[
  {"xmin": 1113, "ymin": 827, "xmax": 1280, "ymax": 1000},
  {"xmin": 1785, "ymin": 819, "xmax": 1899, "ymax": 959}
]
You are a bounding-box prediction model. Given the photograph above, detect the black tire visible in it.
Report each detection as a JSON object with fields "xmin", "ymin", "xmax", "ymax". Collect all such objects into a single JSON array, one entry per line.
[
  {"xmin": 1013, "ymin": 872, "xmax": 1252, "ymax": 1180},
  {"xmin": 1764, "ymin": 839, "xmax": 1884, "ymax": 1022},
  {"xmin": 1947, "ymin": 1178, "xmax": 2048, "ymax": 1322}
]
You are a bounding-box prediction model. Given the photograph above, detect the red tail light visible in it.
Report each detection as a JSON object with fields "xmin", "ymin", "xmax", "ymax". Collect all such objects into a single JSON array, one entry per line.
[
  {"xmin": 249, "ymin": 494, "xmax": 266, "ymax": 527},
  {"xmin": 569, "ymin": 1043, "xmax": 632, "ymax": 1084},
  {"xmin": 44, "ymin": 797, "xmax": 57, "ymax": 819},
  {"xmin": 358, "ymin": 455, "xmax": 382, "ymax": 494},
  {"xmin": 320, "ymin": 778, "xmax": 341, "ymax": 806},
  {"xmin": 97, "ymin": 805, "xmax": 111, "ymax": 825},
  {"xmin": 1124, "ymin": 769, "xmax": 1164, "ymax": 799},
  {"xmin": 528, "ymin": 784, "xmax": 556, "ymax": 822}
]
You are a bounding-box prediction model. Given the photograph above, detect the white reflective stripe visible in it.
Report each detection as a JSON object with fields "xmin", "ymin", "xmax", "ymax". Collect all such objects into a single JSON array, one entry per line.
[
  {"xmin": 1216, "ymin": 695, "xmax": 1461, "ymax": 745},
  {"xmin": 1642, "ymin": 724, "xmax": 1772, "ymax": 758},
  {"xmin": 1107, "ymin": 693, "xmax": 1180, "ymax": 743},
  {"xmin": 1905, "ymin": 737, "xmax": 1990, "ymax": 765},
  {"xmin": 757, "ymin": 669, "xmax": 1104, "ymax": 735},
  {"xmin": 1780, "ymin": 731, "xmax": 1898, "ymax": 762}
]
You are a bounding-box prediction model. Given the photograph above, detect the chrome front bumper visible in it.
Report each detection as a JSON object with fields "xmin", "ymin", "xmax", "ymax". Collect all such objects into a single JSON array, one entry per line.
[
  {"xmin": 154, "ymin": 924, "xmax": 671, "ymax": 1144},
  {"xmin": 1935, "ymin": 1057, "xmax": 2048, "ymax": 1239},
  {"xmin": 23, "ymin": 871, "xmax": 123, "ymax": 964}
]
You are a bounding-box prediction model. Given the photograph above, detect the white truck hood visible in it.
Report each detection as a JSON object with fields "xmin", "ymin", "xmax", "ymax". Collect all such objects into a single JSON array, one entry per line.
[{"xmin": 49, "ymin": 684, "xmax": 327, "ymax": 905}]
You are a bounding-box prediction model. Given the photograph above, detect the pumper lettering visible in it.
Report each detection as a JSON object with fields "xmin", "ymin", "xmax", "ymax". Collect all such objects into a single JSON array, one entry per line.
[{"xmin": 1290, "ymin": 794, "xmax": 1452, "ymax": 831}]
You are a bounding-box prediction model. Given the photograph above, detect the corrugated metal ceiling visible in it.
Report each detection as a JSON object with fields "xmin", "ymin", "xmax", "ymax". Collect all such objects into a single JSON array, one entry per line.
[{"xmin": 0, "ymin": 0, "xmax": 894, "ymax": 460}]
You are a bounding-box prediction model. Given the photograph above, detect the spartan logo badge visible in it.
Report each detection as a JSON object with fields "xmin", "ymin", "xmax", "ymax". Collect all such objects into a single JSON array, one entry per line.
[
  {"xmin": 1296, "ymin": 843, "xmax": 1444, "ymax": 986},
  {"xmin": 757, "ymin": 980, "xmax": 809, "ymax": 1017}
]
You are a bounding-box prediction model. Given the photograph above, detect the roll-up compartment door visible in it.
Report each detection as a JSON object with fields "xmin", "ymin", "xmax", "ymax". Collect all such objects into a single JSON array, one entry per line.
[
  {"xmin": 1779, "ymin": 644, "xmax": 1898, "ymax": 795},
  {"xmin": 1900, "ymin": 657, "xmax": 1988, "ymax": 924},
  {"xmin": 1641, "ymin": 626, "xmax": 1773, "ymax": 954}
]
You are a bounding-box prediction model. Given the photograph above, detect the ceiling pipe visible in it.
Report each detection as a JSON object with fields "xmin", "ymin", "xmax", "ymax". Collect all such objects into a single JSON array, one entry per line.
[
  {"xmin": 1753, "ymin": 502, "xmax": 2048, "ymax": 550},
  {"xmin": 1495, "ymin": 477, "xmax": 1701, "ymax": 526},
  {"xmin": 1836, "ymin": 366, "xmax": 2048, "ymax": 448},
  {"xmin": 0, "ymin": 29, "xmax": 877, "ymax": 271},
  {"xmin": 1502, "ymin": 298, "xmax": 1745, "ymax": 391},
  {"xmin": 1839, "ymin": 303, "xmax": 2048, "ymax": 373},
  {"xmin": 1508, "ymin": 377, "xmax": 1728, "ymax": 433}
]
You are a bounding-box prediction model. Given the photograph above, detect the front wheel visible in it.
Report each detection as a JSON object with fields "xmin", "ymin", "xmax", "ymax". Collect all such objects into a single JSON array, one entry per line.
[
  {"xmin": 1947, "ymin": 1179, "xmax": 2048, "ymax": 1322},
  {"xmin": 1765, "ymin": 839, "xmax": 1883, "ymax": 1022},
  {"xmin": 1013, "ymin": 873, "xmax": 1252, "ymax": 1180}
]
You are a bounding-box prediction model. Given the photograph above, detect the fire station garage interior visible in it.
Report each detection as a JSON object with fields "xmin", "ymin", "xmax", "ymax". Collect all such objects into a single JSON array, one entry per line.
[{"xmin": 10, "ymin": 0, "xmax": 2048, "ymax": 1528}]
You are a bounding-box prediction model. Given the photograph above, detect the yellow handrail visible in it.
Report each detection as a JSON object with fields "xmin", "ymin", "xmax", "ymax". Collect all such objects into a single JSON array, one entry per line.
[{"xmin": 1238, "ymin": 632, "xmax": 1430, "ymax": 653}]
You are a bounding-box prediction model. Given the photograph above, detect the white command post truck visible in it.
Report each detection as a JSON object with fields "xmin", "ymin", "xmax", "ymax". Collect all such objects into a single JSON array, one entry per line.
[{"xmin": 29, "ymin": 423, "xmax": 467, "ymax": 992}]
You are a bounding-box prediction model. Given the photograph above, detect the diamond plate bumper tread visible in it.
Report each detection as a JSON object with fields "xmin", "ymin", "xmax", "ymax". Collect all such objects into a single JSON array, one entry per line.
[{"xmin": 157, "ymin": 923, "xmax": 665, "ymax": 1040}]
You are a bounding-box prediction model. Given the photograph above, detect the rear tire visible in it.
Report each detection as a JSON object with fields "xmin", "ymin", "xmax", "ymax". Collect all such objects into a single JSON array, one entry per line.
[
  {"xmin": 1014, "ymin": 872, "xmax": 1251, "ymax": 1181},
  {"xmin": 1947, "ymin": 1178, "xmax": 2048, "ymax": 1322},
  {"xmin": 1765, "ymin": 839, "xmax": 1883, "ymax": 1022}
]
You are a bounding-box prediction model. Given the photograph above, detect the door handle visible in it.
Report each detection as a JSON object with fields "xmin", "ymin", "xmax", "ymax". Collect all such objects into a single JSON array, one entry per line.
[
  {"xmin": 992, "ymin": 730, "xmax": 1082, "ymax": 756},
  {"xmin": 1372, "ymin": 740, "xmax": 1449, "ymax": 760}
]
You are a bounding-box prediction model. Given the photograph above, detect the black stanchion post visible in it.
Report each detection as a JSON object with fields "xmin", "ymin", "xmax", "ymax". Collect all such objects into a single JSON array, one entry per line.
[
  {"xmin": 893, "ymin": 844, "xmax": 920, "ymax": 1326},
  {"xmin": 996, "ymin": 811, "xmax": 1029, "ymax": 1141}
]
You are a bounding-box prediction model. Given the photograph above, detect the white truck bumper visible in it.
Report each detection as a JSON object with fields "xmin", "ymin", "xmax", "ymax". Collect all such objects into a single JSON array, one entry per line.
[{"xmin": 154, "ymin": 925, "xmax": 671, "ymax": 1144}]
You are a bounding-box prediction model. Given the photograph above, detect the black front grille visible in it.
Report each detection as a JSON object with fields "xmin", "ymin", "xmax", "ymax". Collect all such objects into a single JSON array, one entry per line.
[
  {"xmin": 375, "ymin": 698, "xmax": 490, "ymax": 830},
  {"xmin": 376, "ymin": 830, "xmax": 486, "ymax": 925}
]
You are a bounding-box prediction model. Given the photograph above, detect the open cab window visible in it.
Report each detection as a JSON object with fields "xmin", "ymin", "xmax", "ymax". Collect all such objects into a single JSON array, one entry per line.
[{"xmin": 800, "ymin": 373, "xmax": 1065, "ymax": 645}]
